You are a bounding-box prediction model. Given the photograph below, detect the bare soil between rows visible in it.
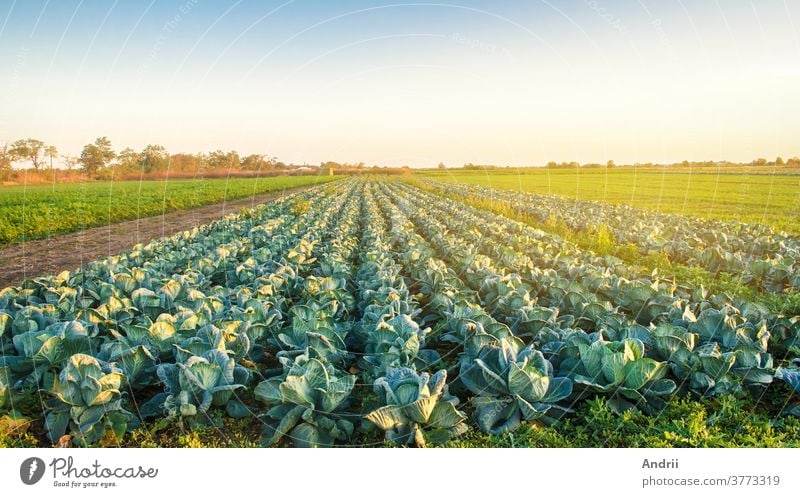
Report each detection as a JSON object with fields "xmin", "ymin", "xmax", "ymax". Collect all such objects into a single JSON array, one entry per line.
[{"xmin": 0, "ymin": 187, "xmax": 307, "ymax": 288}]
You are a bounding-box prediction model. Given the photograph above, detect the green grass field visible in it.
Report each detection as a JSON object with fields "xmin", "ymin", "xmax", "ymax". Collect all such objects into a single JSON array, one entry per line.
[
  {"xmin": 0, "ymin": 175, "xmax": 340, "ymax": 246},
  {"xmin": 420, "ymin": 167, "xmax": 800, "ymax": 234}
]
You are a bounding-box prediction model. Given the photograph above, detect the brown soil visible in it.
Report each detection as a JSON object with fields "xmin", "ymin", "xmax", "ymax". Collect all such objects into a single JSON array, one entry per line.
[{"xmin": 0, "ymin": 187, "xmax": 306, "ymax": 288}]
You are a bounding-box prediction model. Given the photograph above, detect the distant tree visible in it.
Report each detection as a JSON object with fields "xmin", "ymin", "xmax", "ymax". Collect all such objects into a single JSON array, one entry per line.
[
  {"xmin": 170, "ymin": 153, "xmax": 203, "ymax": 172},
  {"xmin": 62, "ymin": 155, "xmax": 78, "ymax": 171},
  {"xmin": 10, "ymin": 138, "xmax": 46, "ymax": 170},
  {"xmin": 140, "ymin": 144, "xmax": 169, "ymax": 172},
  {"xmin": 606, "ymin": 160, "xmax": 616, "ymax": 168},
  {"xmin": 546, "ymin": 161, "xmax": 558, "ymax": 168},
  {"xmin": 45, "ymin": 145, "xmax": 58, "ymax": 170},
  {"xmin": 79, "ymin": 137, "xmax": 116, "ymax": 174},
  {"xmin": 0, "ymin": 141, "xmax": 13, "ymax": 172},
  {"xmin": 752, "ymin": 158, "xmax": 767, "ymax": 166},
  {"xmin": 438, "ymin": 162, "xmax": 446, "ymax": 169},
  {"xmin": 787, "ymin": 156, "xmax": 800, "ymax": 167},
  {"xmin": 228, "ymin": 151, "xmax": 241, "ymax": 169},
  {"xmin": 206, "ymin": 150, "xmax": 240, "ymax": 170},
  {"xmin": 776, "ymin": 156, "xmax": 785, "ymax": 166},
  {"xmin": 115, "ymin": 147, "xmax": 142, "ymax": 171},
  {"xmin": 241, "ymin": 154, "xmax": 270, "ymax": 170}
]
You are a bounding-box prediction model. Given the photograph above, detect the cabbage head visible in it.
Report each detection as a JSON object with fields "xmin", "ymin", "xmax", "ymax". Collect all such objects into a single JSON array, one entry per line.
[{"xmin": 365, "ymin": 368, "xmax": 467, "ymax": 446}]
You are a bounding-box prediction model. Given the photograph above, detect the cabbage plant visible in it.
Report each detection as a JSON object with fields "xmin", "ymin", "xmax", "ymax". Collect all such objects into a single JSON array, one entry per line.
[
  {"xmin": 776, "ymin": 363, "xmax": 800, "ymax": 416},
  {"xmin": 254, "ymin": 357, "xmax": 355, "ymax": 447},
  {"xmin": 775, "ymin": 364, "xmax": 800, "ymax": 393},
  {"xmin": 272, "ymin": 305, "xmax": 349, "ymax": 363},
  {"xmin": 768, "ymin": 316, "xmax": 799, "ymax": 356},
  {"xmin": 365, "ymin": 368, "xmax": 467, "ymax": 446},
  {"xmin": 459, "ymin": 336, "xmax": 572, "ymax": 434},
  {"xmin": 360, "ymin": 314, "xmax": 435, "ymax": 376},
  {"xmin": 615, "ymin": 283, "xmax": 673, "ymax": 325},
  {"xmin": 154, "ymin": 348, "xmax": 250, "ymax": 419},
  {"xmin": 651, "ymin": 324, "xmax": 738, "ymax": 396},
  {"xmin": 572, "ymin": 338, "xmax": 676, "ymax": 413},
  {"xmin": 730, "ymin": 348, "xmax": 774, "ymax": 392},
  {"xmin": 104, "ymin": 345, "xmax": 157, "ymax": 388},
  {"xmin": 45, "ymin": 354, "xmax": 130, "ymax": 445},
  {"xmin": 7, "ymin": 320, "xmax": 98, "ymax": 389},
  {"xmin": 688, "ymin": 309, "xmax": 770, "ymax": 352},
  {"xmin": 444, "ymin": 304, "xmax": 515, "ymax": 357}
]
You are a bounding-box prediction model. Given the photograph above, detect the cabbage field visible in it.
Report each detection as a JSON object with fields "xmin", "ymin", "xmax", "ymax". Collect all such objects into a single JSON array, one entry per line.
[
  {"xmin": 1, "ymin": 178, "xmax": 799, "ymax": 447},
  {"xmin": 425, "ymin": 180, "xmax": 800, "ymax": 293}
]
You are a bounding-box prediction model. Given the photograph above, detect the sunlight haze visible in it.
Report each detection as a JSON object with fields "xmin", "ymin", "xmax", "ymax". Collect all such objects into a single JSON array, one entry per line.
[{"xmin": 1, "ymin": 0, "xmax": 798, "ymax": 167}]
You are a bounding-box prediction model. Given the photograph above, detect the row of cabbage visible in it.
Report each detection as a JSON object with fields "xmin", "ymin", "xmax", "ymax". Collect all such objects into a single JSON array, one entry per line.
[
  {"xmin": 0, "ymin": 178, "xmax": 490, "ymax": 447},
  {"xmin": 351, "ymin": 183, "xmax": 468, "ymax": 445},
  {"xmin": 371, "ymin": 183, "xmax": 576, "ymax": 434},
  {"xmin": 424, "ymin": 180, "xmax": 800, "ymax": 292},
  {"xmin": 239, "ymin": 179, "xmax": 800, "ymax": 443},
  {"xmin": 254, "ymin": 181, "xmax": 475, "ymax": 447},
  {"xmin": 252, "ymin": 182, "xmax": 364, "ymax": 447},
  {"xmin": 392, "ymin": 182, "xmax": 797, "ymax": 345},
  {"xmin": 0, "ymin": 181, "xmax": 364, "ymax": 445},
  {"xmin": 384, "ymin": 182, "xmax": 800, "ymax": 419},
  {"xmin": 252, "ymin": 181, "xmax": 471, "ymax": 447}
]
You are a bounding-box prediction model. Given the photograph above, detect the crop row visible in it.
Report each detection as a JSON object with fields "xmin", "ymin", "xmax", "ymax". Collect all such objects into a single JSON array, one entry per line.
[
  {"xmin": 381, "ymin": 182, "xmax": 800, "ymax": 416},
  {"xmin": 391, "ymin": 182, "xmax": 795, "ymax": 346},
  {"xmin": 248, "ymin": 181, "xmax": 471, "ymax": 446},
  {"xmin": 1, "ymin": 181, "xmax": 353, "ymax": 444},
  {"xmin": 424, "ymin": 180, "xmax": 800, "ymax": 292}
]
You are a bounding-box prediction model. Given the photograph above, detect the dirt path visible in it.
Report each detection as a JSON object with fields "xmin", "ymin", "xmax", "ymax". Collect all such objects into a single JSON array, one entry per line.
[{"xmin": 0, "ymin": 187, "xmax": 306, "ymax": 288}]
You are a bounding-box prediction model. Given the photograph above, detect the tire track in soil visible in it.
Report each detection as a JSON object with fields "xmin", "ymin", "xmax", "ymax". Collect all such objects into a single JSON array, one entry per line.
[{"xmin": 0, "ymin": 187, "xmax": 309, "ymax": 288}]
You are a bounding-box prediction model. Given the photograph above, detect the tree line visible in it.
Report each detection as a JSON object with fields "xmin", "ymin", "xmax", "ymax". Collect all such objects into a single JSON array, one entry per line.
[
  {"xmin": 541, "ymin": 158, "xmax": 800, "ymax": 168},
  {"xmin": 452, "ymin": 157, "xmax": 800, "ymax": 170},
  {"xmin": 0, "ymin": 137, "xmax": 296, "ymax": 176}
]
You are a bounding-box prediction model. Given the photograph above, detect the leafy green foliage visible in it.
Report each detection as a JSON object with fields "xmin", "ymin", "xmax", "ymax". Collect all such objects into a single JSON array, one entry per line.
[
  {"xmin": 0, "ymin": 367, "xmax": 11, "ymax": 411},
  {"xmin": 153, "ymin": 348, "xmax": 250, "ymax": 419},
  {"xmin": 438, "ymin": 180, "xmax": 800, "ymax": 292},
  {"xmin": 255, "ymin": 357, "xmax": 355, "ymax": 447},
  {"xmin": 651, "ymin": 324, "xmax": 738, "ymax": 396},
  {"xmin": 45, "ymin": 354, "xmax": 130, "ymax": 445},
  {"xmin": 366, "ymin": 368, "xmax": 467, "ymax": 446},
  {"xmin": 460, "ymin": 337, "xmax": 572, "ymax": 433},
  {"xmin": 775, "ymin": 362, "xmax": 800, "ymax": 417},
  {"xmin": 360, "ymin": 314, "xmax": 432, "ymax": 375},
  {"xmin": 571, "ymin": 338, "xmax": 676, "ymax": 413},
  {"xmin": 442, "ymin": 395, "xmax": 800, "ymax": 448}
]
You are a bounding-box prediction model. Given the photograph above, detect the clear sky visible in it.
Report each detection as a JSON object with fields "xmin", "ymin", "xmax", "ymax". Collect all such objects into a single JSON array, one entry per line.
[{"xmin": 0, "ymin": 0, "xmax": 798, "ymax": 167}]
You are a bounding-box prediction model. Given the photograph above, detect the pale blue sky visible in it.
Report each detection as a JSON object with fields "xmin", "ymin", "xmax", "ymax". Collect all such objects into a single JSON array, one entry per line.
[{"xmin": 1, "ymin": 0, "xmax": 798, "ymax": 167}]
